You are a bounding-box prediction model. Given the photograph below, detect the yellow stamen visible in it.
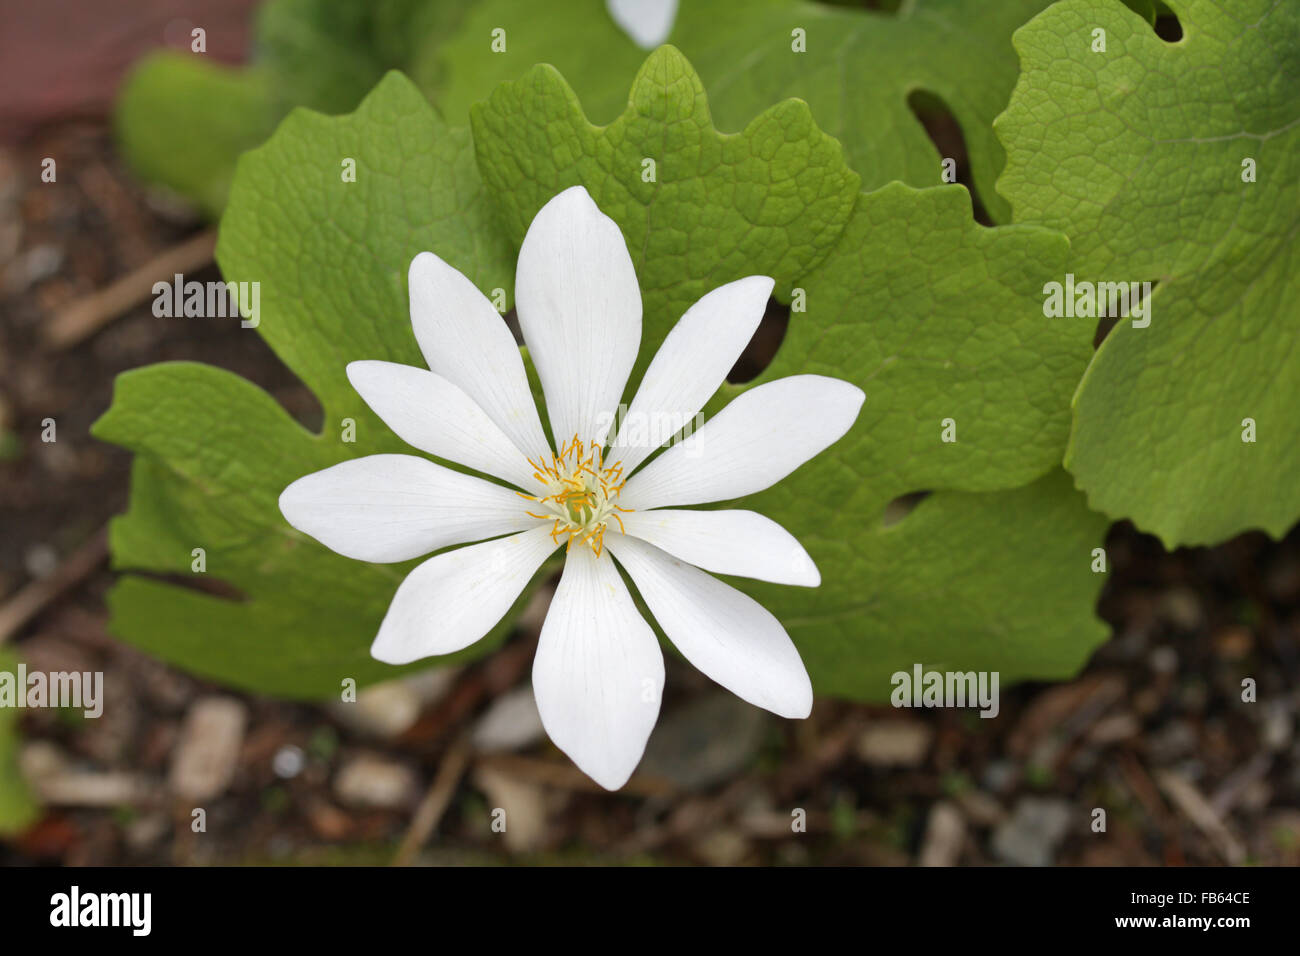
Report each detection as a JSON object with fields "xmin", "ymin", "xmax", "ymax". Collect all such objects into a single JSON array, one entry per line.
[{"xmin": 521, "ymin": 431, "xmax": 632, "ymax": 558}]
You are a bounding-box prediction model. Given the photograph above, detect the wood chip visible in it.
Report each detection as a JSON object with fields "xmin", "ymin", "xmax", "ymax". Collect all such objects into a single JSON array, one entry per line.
[
  {"xmin": 43, "ymin": 228, "xmax": 215, "ymax": 349},
  {"xmin": 1155, "ymin": 769, "xmax": 1245, "ymax": 865},
  {"xmin": 0, "ymin": 526, "xmax": 107, "ymax": 644}
]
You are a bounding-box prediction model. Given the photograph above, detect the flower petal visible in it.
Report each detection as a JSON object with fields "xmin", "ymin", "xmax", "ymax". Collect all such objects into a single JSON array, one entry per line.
[
  {"xmin": 619, "ymin": 508, "xmax": 819, "ymax": 586},
  {"xmin": 619, "ymin": 374, "xmax": 865, "ymax": 510},
  {"xmin": 607, "ymin": 0, "xmax": 678, "ymax": 49},
  {"xmin": 515, "ymin": 186, "xmax": 641, "ymax": 447},
  {"xmin": 347, "ymin": 360, "xmax": 539, "ymax": 490},
  {"xmin": 608, "ymin": 533, "xmax": 812, "ymax": 719},
  {"xmin": 609, "ymin": 275, "xmax": 774, "ymax": 473},
  {"xmin": 407, "ymin": 251, "xmax": 551, "ymax": 462},
  {"xmin": 371, "ymin": 526, "xmax": 558, "ymax": 664},
  {"xmin": 532, "ymin": 547, "xmax": 663, "ymax": 790},
  {"xmin": 279, "ymin": 454, "xmax": 535, "ymax": 563}
]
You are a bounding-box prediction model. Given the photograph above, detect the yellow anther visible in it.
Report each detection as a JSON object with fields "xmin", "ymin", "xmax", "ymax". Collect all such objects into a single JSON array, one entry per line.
[{"xmin": 522, "ymin": 431, "xmax": 633, "ymax": 557}]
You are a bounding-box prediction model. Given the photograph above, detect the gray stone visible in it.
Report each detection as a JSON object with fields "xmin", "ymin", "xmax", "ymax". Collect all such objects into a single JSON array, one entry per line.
[
  {"xmin": 992, "ymin": 797, "xmax": 1072, "ymax": 867},
  {"xmin": 640, "ymin": 692, "xmax": 768, "ymax": 790}
]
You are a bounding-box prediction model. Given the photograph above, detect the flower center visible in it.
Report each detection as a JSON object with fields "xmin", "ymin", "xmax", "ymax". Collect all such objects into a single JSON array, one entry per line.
[{"xmin": 519, "ymin": 434, "xmax": 631, "ymax": 557}]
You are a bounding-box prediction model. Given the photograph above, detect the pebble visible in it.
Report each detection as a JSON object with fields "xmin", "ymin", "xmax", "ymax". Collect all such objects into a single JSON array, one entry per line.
[
  {"xmin": 980, "ymin": 759, "xmax": 1018, "ymax": 794},
  {"xmin": 124, "ymin": 813, "xmax": 169, "ymax": 852},
  {"xmin": 3, "ymin": 243, "xmax": 62, "ymax": 293},
  {"xmin": 736, "ymin": 793, "xmax": 796, "ymax": 839},
  {"xmin": 333, "ymin": 753, "xmax": 419, "ymax": 810},
  {"xmin": 168, "ymin": 696, "xmax": 247, "ymax": 802},
  {"xmin": 1212, "ymin": 626, "xmax": 1254, "ymax": 660},
  {"xmin": 19, "ymin": 741, "xmax": 69, "ymax": 789},
  {"xmin": 1148, "ymin": 645, "xmax": 1179, "ymax": 676},
  {"xmin": 304, "ymin": 797, "xmax": 353, "ymax": 841},
  {"xmin": 472, "ymin": 686, "xmax": 545, "ymax": 754},
  {"xmin": 39, "ymin": 772, "xmax": 153, "ymax": 807},
  {"xmin": 640, "ymin": 692, "xmax": 768, "ymax": 790},
  {"xmin": 855, "ymin": 718, "xmax": 933, "ymax": 768},
  {"xmin": 328, "ymin": 669, "xmax": 458, "ymax": 740},
  {"xmin": 472, "ymin": 764, "xmax": 550, "ymax": 853},
  {"xmin": 991, "ymin": 797, "xmax": 1072, "ymax": 867},
  {"xmin": 1158, "ymin": 587, "xmax": 1202, "ymax": 631},
  {"xmin": 692, "ymin": 828, "xmax": 752, "ymax": 867},
  {"xmin": 22, "ymin": 543, "xmax": 58, "ymax": 579},
  {"xmin": 21, "ymin": 745, "xmax": 153, "ymax": 807},
  {"xmin": 272, "ymin": 745, "xmax": 306, "ymax": 779},
  {"xmin": 1262, "ymin": 702, "xmax": 1292, "ymax": 752}
]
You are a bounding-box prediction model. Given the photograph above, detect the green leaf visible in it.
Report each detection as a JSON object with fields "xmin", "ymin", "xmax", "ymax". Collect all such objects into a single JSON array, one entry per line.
[
  {"xmin": 471, "ymin": 46, "xmax": 862, "ymax": 383},
  {"xmin": 472, "ymin": 48, "xmax": 1107, "ymax": 698},
  {"xmin": 94, "ymin": 73, "xmax": 526, "ymax": 698},
  {"xmin": 734, "ymin": 185, "xmax": 1109, "ymax": 698},
  {"xmin": 115, "ymin": 0, "xmax": 471, "ymax": 215},
  {"xmin": 115, "ymin": 56, "xmax": 278, "ymax": 218},
  {"xmin": 671, "ymin": 0, "xmax": 1059, "ymax": 222},
  {"xmin": 768, "ymin": 470, "xmax": 1109, "ymax": 699},
  {"xmin": 431, "ymin": 0, "xmax": 648, "ymax": 126},
  {"xmin": 1120, "ymin": 0, "xmax": 1159, "ymax": 25},
  {"xmin": 0, "ymin": 652, "xmax": 38, "ymax": 835},
  {"xmin": 996, "ymin": 0, "xmax": 1300, "ymax": 545},
  {"xmin": 257, "ymin": 0, "xmax": 463, "ymax": 113},
  {"xmin": 434, "ymin": 0, "xmax": 1059, "ymax": 222}
]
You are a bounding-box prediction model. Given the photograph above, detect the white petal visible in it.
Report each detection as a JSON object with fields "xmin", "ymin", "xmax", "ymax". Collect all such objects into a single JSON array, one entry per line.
[
  {"xmin": 514, "ymin": 186, "xmax": 641, "ymax": 448},
  {"xmin": 407, "ymin": 252, "xmax": 551, "ymax": 462},
  {"xmin": 607, "ymin": 0, "xmax": 678, "ymax": 48},
  {"xmin": 619, "ymin": 508, "xmax": 819, "ymax": 586},
  {"xmin": 619, "ymin": 375, "xmax": 865, "ymax": 510},
  {"xmin": 609, "ymin": 275, "xmax": 773, "ymax": 473},
  {"xmin": 532, "ymin": 547, "xmax": 663, "ymax": 790},
  {"xmin": 608, "ymin": 533, "xmax": 811, "ymax": 719},
  {"xmin": 347, "ymin": 361, "xmax": 539, "ymax": 490},
  {"xmin": 279, "ymin": 454, "xmax": 535, "ymax": 563},
  {"xmin": 372, "ymin": 526, "xmax": 558, "ymax": 664}
]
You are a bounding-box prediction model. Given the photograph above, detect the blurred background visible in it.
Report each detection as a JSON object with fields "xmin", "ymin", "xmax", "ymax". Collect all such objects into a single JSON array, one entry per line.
[{"xmin": 1, "ymin": 0, "xmax": 1298, "ymax": 866}]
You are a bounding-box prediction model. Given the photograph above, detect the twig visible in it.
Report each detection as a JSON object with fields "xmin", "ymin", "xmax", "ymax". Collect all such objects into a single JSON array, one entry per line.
[
  {"xmin": 43, "ymin": 229, "xmax": 217, "ymax": 349},
  {"xmin": 391, "ymin": 738, "xmax": 472, "ymax": 867},
  {"xmin": 475, "ymin": 752, "xmax": 677, "ymax": 798},
  {"xmin": 1116, "ymin": 749, "xmax": 1183, "ymax": 863},
  {"xmin": 1156, "ymin": 768, "xmax": 1247, "ymax": 865},
  {"xmin": 0, "ymin": 525, "xmax": 108, "ymax": 645},
  {"xmin": 1210, "ymin": 751, "xmax": 1273, "ymax": 817}
]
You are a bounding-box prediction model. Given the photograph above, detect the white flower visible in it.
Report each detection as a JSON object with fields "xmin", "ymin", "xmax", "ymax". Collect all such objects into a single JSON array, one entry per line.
[
  {"xmin": 606, "ymin": 0, "xmax": 678, "ymax": 49},
  {"xmin": 280, "ymin": 186, "xmax": 864, "ymax": 789}
]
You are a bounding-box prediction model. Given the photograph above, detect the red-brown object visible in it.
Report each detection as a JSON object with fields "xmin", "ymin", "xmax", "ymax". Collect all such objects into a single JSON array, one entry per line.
[{"xmin": 0, "ymin": 0, "xmax": 260, "ymax": 141}]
